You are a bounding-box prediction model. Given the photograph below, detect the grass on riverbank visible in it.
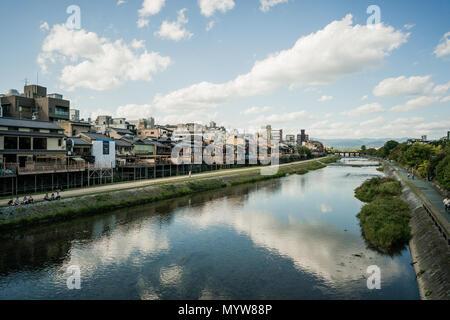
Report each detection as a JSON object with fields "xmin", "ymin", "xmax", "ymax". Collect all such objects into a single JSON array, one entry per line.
[
  {"xmin": 354, "ymin": 177, "xmax": 402, "ymax": 203},
  {"xmin": 0, "ymin": 158, "xmax": 338, "ymax": 231},
  {"xmin": 354, "ymin": 176, "xmax": 411, "ymax": 252}
]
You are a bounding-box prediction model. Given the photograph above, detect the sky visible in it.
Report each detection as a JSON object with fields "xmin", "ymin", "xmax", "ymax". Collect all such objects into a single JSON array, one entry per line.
[{"xmin": 0, "ymin": 0, "xmax": 449, "ymax": 139}]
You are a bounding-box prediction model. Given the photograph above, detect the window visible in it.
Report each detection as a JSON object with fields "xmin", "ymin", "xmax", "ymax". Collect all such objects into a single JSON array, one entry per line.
[
  {"xmin": 33, "ymin": 138, "xmax": 47, "ymax": 150},
  {"xmin": 19, "ymin": 137, "xmax": 31, "ymax": 150},
  {"xmin": 4, "ymin": 137, "xmax": 18, "ymax": 150},
  {"xmin": 58, "ymin": 139, "xmax": 62, "ymax": 147},
  {"xmin": 103, "ymin": 141, "xmax": 110, "ymax": 155}
]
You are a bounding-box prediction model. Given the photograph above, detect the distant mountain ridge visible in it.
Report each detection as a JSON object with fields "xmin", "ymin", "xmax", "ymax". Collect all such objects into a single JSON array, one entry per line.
[{"xmin": 316, "ymin": 138, "xmax": 408, "ymax": 150}]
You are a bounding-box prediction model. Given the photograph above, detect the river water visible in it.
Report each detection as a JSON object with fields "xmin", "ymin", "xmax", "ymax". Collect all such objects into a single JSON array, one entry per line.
[{"xmin": 0, "ymin": 158, "xmax": 419, "ymax": 299}]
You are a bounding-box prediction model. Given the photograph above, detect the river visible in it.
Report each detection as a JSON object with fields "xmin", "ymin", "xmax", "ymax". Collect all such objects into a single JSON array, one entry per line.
[{"xmin": 0, "ymin": 158, "xmax": 419, "ymax": 299}]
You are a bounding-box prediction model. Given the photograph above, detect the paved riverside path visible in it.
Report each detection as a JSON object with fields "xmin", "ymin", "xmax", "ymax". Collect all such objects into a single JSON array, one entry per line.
[
  {"xmin": 0, "ymin": 158, "xmax": 324, "ymax": 207},
  {"xmin": 386, "ymin": 161, "xmax": 450, "ymax": 239}
]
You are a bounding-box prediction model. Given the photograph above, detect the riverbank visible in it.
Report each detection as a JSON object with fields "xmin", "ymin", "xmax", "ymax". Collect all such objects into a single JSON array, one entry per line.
[
  {"xmin": 0, "ymin": 157, "xmax": 338, "ymax": 231},
  {"xmin": 383, "ymin": 163, "xmax": 450, "ymax": 300}
]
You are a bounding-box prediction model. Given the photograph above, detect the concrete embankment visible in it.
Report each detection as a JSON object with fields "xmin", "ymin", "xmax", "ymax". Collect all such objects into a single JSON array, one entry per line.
[
  {"xmin": 0, "ymin": 158, "xmax": 335, "ymax": 231},
  {"xmin": 385, "ymin": 164, "xmax": 450, "ymax": 300}
]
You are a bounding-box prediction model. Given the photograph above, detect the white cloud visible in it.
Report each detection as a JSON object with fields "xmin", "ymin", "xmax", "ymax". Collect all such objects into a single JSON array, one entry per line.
[
  {"xmin": 434, "ymin": 32, "xmax": 450, "ymax": 58},
  {"xmin": 341, "ymin": 103, "xmax": 385, "ymax": 116},
  {"xmin": 415, "ymin": 120, "xmax": 450, "ymax": 131},
  {"xmin": 206, "ymin": 21, "xmax": 215, "ymax": 32},
  {"xmin": 249, "ymin": 110, "xmax": 308, "ymax": 124},
  {"xmin": 373, "ymin": 75, "xmax": 433, "ymax": 97},
  {"xmin": 317, "ymin": 95, "xmax": 333, "ymax": 102},
  {"xmin": 117, "ymin": 0, "xmax": 126, "ymax": 5},
  {"xmin": 40, "ymin": 21, "xmax": 49, "ymax": 32},
  {"xmin": 360, "ymin": 116, "xmax": 384, "ymax": 127},
  {"xmin": 391, "ymin": 96, "xmax": 439, "ymax": 112},
  {"xmin": 141, "ymin": 15, "xmax": 407, "ymax": 113},
  {"xmin": 155, "ymin": 8, "xmax": 193, "ymax": 42},
  {"xmin": 403, "ymin": 24, "xmax": 415, "ymax": 30},
  {"xmin": 361, "ymin": 95, "xmax": 368, "ymax": 101},
  {"xmin": 441, "ymin": 96, "xmax": 450, "ymax": 103},
  {"xmin": 240, "ymin": 106, "xmax": 271, "ymax": 115},
  {"xmin": 38, "ymin": 24, "xmax": 171, "ymax": 91},
  {"xmin": 198, "ymin": 0, "xmax": 235, "ymax": 17},
  {"xmin": 260, "ymin": 0, "xmax": 288, "ymax": 12},
  {"xmin": 432, "ymin": 81, "xmax": 450, "ymax": 95},
  {"xmin": 137, "ymin": 0, "xmax": 166, "ymax": 28}
]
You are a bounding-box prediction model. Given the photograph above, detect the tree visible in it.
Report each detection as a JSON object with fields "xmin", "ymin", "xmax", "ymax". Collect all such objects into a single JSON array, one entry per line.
[
  {"xmin": 382, "ymin": 140, "xmax": 399, "ymax": 158},
  {"xmin": 361, "ymin": 145, "xmax": 367, "ymax": 152},
  {"xmin": 435, "ymin": 154, "xmax": 450, "ymax": 191},
  {"xmin": 297, "ymin": 146, "xmax": 312, "ymax": 159}
]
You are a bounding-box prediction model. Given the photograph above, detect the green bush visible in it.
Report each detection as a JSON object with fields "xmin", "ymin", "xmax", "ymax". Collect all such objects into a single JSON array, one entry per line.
[
  {"xmin": 435, "ymin": 154, "xmax": 450, "ymax": 191},
  {"xmin": 354, "ymin": 177, "xmax": 402, "ymax": 202},
  {"xmin": 357, "ymin": 198, "xmax": 411, "ymax": 250}
]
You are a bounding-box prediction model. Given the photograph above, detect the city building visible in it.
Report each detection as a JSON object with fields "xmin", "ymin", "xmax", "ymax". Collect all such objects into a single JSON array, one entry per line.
[
  {"xmin": 58, "ymin": 120, "xmax": 93, "ymax": 137},
  {"xmin": 0, "ymin": 117, "xmax": 66, "ymax": 168},
  {"xmin": 80, "ymin": 132, "xmax": 116, "ymax": 168},
  {"xmin": 0, "ymin": 85, "xmax": 70, "ymax": 122},
  {"xmin": 70, "ymin": 109, "xmax": 80, "ymax": 122},
  {"xmin": 285, "ymin": 134, "xmax": 295, "ymax": 145}
]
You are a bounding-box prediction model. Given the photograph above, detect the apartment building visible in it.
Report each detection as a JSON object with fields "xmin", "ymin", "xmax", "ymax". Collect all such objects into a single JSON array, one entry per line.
[{"xmin": 1, "ymin": 85, "xmax": 70, "ymax": 122}]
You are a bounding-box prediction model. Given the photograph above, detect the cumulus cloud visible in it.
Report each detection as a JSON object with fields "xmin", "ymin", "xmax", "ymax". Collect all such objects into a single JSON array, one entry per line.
[
  {"xmin": 260, "ymin": 0, "xmax": 288, "ymax": 12},
  {"xmin": 198, "ymin": 0, "xmax": 235, "ymax": 17},
  {"xmin": 134, "ymin": 15, "xmax": 407, "ymax": 114},
  {"xmin": 117, "ymin": 0, "xmax": 126, "ymax": 5},
  {"xmin": 373, "ymin": 75, "xmax": 434, "ymax": 97},
  {"xmin": 137, "ymin": 0, "xmax": 165, "ymax": 28},
  {"xmin": 155, "ymin": 8, "xmax": 193, "ymax": 41},
  {"xmin": 391, "ymin": 96, "xmax": 439, "ymax": 112},
  {"xmin": 38, "ymin": 24, "xmax": 171, "ymax": 91},
  {"xmin": 441, "ymin": 96, "xmax": 450, "ymax": 103},
  {"xmin": 434, "ymin": 32, "xmax": 450, "ymax": 58},
  {"xmin": 240, "ymin": 106, "xmax": 271, "ymax": 115},
  {"xmin": 361, "ymin": 95, "xmax": 368, "ymax": 101},
  {"xmin": 317, "ymin": 95, "xmax": 333, "ymax": 102},
  {"xmin": 341, "ymin": 103, "xmax": 385, "ymax": 116}
]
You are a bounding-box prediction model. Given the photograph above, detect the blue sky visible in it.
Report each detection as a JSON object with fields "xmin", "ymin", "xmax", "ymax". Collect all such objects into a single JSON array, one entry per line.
[{"xmin": 0, "ymin": 0, "xmax": 449, "ymax": 139}]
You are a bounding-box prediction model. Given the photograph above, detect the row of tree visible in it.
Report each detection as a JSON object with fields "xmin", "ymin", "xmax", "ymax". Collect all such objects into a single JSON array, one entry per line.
[{"xmin": 362, "ymin": 140, "xmax": 450, "ymax": 191}]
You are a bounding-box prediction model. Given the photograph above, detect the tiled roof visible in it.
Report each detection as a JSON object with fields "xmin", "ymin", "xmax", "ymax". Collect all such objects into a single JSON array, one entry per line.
[{"xmin": 0, "ymin": 117, "xmax": 63, "ymax": 130}]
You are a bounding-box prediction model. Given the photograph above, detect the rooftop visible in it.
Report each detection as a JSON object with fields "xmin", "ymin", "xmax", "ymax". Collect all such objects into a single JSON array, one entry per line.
[{"xmin": 0, "ymin": 117, "xmax": 64, "ymax": 130}]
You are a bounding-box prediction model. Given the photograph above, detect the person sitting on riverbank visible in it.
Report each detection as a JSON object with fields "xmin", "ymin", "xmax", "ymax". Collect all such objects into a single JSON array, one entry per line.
[
  {"xmin": 22, "ymin": 196, "xmax": 28, "ymax": 205},
  {"xmin": 28, "ymin": 196, "xmax": 34, "ymax": 204},
  {"xmin": 51, "ymin": 193, "xmax": 55, "ymax": 201},
  {"xmin": 8, "ymin": 199, "xmax": 13, "ymax": 206},
  {"xmin": 44, "ymin": 193, "xmax": 51, "ymax": 201},
  {"xmin": 55, "ymin": 192, "xmax": 61, "ymax": 200},
  {"xmin": 444, "ymin": 197, "xmax": 450, "ymax": 211},
  {"xmin": 14, "ymin": 197, "xmax": 20, "ymax": 206}
]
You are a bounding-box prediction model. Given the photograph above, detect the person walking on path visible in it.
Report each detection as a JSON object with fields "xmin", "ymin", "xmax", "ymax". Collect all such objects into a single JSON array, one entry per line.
[{"xmin": 444, "ymin": 196, "xmax": 450, "ymax": 212}]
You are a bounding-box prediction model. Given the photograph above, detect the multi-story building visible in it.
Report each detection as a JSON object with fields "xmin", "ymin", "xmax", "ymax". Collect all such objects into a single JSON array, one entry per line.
[
  {"xmin": 0, "ymin": 117, "xmax": 66, "ymax": 168},
  {"xmin": 297, "ymin": 129, "xmax": 309, "ymax": 146},
  {"xmin": 285, "ymin": 134, "xmax": 295, "ymax": 145},
  {"xmin": 70, "ymin": 109, "xmax": 80, "ymax": 122},
  {"xmin": 0, "ymin": 85, "xmax": 70, "ymax": 122},
  {"xmin": 58, "ymin": 120, "xmax": 93, "ymax": 137}
]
